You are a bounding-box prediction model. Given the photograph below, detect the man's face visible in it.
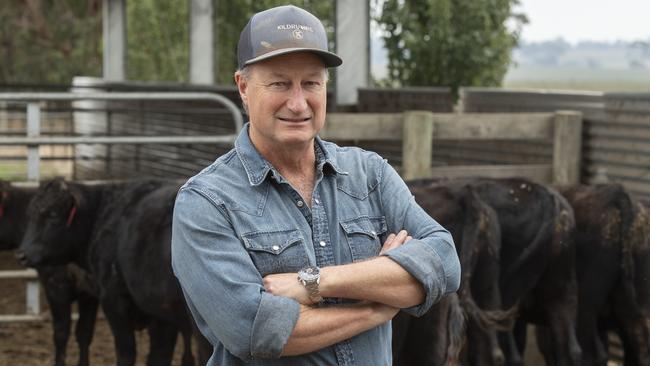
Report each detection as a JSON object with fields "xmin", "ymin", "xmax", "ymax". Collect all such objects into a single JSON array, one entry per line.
[{"xmin": 235, "ymin": 52, "xmax": 328, "ymax": 150}]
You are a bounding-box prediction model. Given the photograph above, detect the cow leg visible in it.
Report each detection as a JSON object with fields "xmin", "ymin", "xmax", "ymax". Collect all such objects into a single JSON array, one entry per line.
[
  {"xmin": 40, "ymin": 269, "xmax": 74, "ymax": 366},
  {"xmin": 539, "ymin": 295, "xmax": 582, "ymax": 366},
  {"xmin": 499, "ymin": 328, "xmax": 523, "ymax": 366},
  {"xmin": 532, "ymin": 236, "xmax": 582, "ymax": 365},
  {"xmin": 576, "ymin": 310, "xmax": 608, "ymax": 366},
  {"xmin": 46, "ymin": 291, "xmax": 72, "ymax": 366},
  {"xmin": 146, "ymin": 320, "xmax": 178, "ymax": 366},
  {"xmin": 535, "ymin": 325, "xmax": 557, "ymax": 365},
  {"xmin": 75, "ymin": 293, "xmax": 99, "ymax": 366},
  {"xmin": 469, "ymin": 325, "xmax": 504, "ymax": 366},
  {"xmin": 194, "ymin": 326, "xmax": 212, "ymax": 366},
  {"xmin": 612, "ymin": 292, "xmax": 650, "ymax": 366},
  {"xmin": 101, "ymin": 292, "xmax": 137, "ymax": 366},
  {"xmin": 470, "ymin": 247, "xmax": 507, "ymax": 366},
  {"xmin": 180, "ymin": 328, "xmax": 195, "ymax": 366}
]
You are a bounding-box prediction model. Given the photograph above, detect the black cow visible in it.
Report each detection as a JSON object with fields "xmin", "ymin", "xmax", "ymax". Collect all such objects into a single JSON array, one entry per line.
[
  {"xmin": 0, "ymin": 181, "xmax": 98, "ymax": 366},
  {"xmin": 469, "ymin": 178, "xmax": 581, "ymax": 366},
  {"xmin": 397, "ymin": 180, "xmax": 516, "ymax": 366},
  {"xmin": 393, "ymin": 293, "xmax": 467, "ymax": 366},
  {"xmin": 560, "ymin": 184, "xmax": 650, "ymax": 365},
  {"xmin": 612, "ymin": 199, "xmax": 650, "ymax": 365},
  {"xmin": 16, "ymin": 179, "xmax": 206, "ymax": 366}
]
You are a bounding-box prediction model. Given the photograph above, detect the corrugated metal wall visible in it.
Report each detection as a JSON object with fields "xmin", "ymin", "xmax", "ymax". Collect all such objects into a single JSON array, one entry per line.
[
  {"xmin": 594, "ymin": 93, "xmax": 650, "ymax": 199},
  {"xmin": 460, "ymin": 88, "xmax": 650, "ymax": 201},
  {"xmin": 455, "ymin": 89, "xmax": 605, "ymax": 168}
]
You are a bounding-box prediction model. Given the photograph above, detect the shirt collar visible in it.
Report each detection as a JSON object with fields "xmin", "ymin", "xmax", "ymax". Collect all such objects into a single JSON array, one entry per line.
[{"xmin": 234, "ymin": 123, "xmax": 347, "ymax": 187}]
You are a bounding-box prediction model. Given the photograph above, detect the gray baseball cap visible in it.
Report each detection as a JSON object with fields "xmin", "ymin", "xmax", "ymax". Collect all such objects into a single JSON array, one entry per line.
[{"xmin": 237, "ymin": 5, "xmax": 343, "ymax": 69}]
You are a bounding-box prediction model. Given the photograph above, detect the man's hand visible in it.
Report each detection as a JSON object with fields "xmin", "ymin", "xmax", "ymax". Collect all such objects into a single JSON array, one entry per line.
[
  {"xmin": 379, "ymin": 230, "xmax": 412, "ymax": 255},
  {"xmin": 263, "ymin": 273, "xmax": 313, "ymax": 305}
]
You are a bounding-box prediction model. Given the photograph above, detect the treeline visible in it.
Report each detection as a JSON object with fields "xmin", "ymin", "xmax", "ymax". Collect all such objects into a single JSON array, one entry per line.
[{"xmin": 0, "ymin": 0, "xmax": 525, "ymax": 93}]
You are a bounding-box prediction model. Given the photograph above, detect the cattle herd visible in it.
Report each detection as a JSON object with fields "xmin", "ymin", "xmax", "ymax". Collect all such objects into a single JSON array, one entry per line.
[{"xmin": 0, "ymin": 177, "xmax": 649, "ymax": 366}]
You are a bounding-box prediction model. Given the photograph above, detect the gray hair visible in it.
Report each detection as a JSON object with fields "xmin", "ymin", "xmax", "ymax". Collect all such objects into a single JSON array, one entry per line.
[{"xmin": 237, "ymin": 66, "xmax": 330, "ymax": 82}]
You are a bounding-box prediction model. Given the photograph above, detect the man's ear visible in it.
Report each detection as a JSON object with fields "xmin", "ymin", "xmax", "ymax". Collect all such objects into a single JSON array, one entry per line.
[{"xmin": 234, "ymin": 71, "xmax": 249, "ymax": 108}]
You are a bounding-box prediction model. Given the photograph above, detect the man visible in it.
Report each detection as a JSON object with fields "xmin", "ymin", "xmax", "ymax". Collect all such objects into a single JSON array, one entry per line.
[{"xmin": 171, "ymin": 5, "xmax": 460, "ymax": 365}]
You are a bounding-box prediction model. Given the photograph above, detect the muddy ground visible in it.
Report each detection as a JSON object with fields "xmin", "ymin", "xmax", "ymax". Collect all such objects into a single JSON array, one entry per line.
[{"xmin": 0, "ymin": 251, "xmax": 192, "ymax": 366}]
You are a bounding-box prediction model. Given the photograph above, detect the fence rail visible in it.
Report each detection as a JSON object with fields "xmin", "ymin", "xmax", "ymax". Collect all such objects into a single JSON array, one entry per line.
[
  {"xmin": 323, "ymin": 110, "xmax": 583, "ymax": 183},
  {"xmin": 0, "ymin": 91, "xmax": 243, "ymax": 322}
]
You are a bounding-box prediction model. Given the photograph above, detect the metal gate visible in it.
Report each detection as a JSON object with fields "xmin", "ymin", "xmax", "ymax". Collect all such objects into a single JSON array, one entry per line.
[{"xmin": 0, "ymin": 92, "xmax": 243, "ymax": 322}]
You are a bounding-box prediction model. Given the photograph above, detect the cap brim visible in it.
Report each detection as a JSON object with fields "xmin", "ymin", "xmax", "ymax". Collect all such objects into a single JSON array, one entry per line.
[{"xmin": 244, "ymin": 47, "xmax": 343, "ymax": 68}]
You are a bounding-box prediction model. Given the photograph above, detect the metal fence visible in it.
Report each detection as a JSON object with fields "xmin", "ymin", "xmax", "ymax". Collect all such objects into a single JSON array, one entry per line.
[{"xmin": 0, "ymin": 91, "xmax": 242, "ymax": 322}]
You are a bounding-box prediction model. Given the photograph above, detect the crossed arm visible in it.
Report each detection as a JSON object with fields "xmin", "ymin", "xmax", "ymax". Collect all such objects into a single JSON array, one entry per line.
[{"xmin": 264, "ymin": 230, "xmax": 422, "ymax": 356}]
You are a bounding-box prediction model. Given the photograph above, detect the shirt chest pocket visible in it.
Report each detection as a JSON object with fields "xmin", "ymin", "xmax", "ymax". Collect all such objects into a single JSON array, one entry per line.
[
  {"xmin": 340, "ymin": 216, "xmax": 388, "ymax": 262},
  {"xmin": 241, "ymin": 229, "xmax": 310, "ymax": 277}
]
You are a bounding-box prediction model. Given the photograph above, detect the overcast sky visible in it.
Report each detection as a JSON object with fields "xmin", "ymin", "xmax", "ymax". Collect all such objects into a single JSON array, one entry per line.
[{"xmin": 516, "ymin": 0, "xmax": 650, "ymax": 43}]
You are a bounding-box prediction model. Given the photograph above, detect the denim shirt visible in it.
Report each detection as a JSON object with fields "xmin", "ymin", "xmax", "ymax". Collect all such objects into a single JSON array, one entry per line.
[{"xmin": 171, "ymin": 123, "xmax": 460, "ymax": 365}]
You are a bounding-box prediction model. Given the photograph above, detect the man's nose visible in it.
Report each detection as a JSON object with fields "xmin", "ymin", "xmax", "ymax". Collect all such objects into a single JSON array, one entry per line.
[{"xmin": 286, "ymin": 87, "xmax": 308, "ymax": 113}]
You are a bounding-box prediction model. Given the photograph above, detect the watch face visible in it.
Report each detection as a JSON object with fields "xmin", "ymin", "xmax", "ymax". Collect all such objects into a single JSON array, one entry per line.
[{"xmin": 299, "ymin": 266, "xmax": 320, "ymax": 282}]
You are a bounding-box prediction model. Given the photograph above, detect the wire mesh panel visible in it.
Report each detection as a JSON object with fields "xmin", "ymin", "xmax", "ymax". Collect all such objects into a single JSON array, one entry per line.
[
  {"xmin": 0, "ymin": 80, "xmax": 244, "ymax": 182},
  {"xmin": 72, "ymin": 98, "xmax": 239, "ymax": 180},
  {"xmin": 0, "ymin": 101, "xmax": 74, "ymax": 180}
]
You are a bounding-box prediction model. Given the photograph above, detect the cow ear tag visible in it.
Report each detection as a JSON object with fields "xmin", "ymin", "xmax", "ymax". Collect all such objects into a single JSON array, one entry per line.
[
  {"xmin": 0, "ymin": 192, "xmax": 7, "ymax": 219},
  {"xmin": 66, "ymin": 206, "xmax": 77, "ymax": 227}
]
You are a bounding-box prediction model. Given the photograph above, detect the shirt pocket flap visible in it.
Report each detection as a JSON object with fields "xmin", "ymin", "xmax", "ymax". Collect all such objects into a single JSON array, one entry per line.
[
  {"xmin": 340, "ymin": 216, "xmax": 387, "ymax": 238},
  {"xmin": 242, "ymin": 229, "xmax": 303, "ymax": 255}
]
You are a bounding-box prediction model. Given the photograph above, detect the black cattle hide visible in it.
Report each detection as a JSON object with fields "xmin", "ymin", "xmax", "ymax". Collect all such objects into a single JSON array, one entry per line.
[
  {"xmin": 17, "ymin": 179, "xmax": 208, "ymax": 366},
  {"xmin": 2, "ymin": 180, "xmax": 98, "ymax": 366}
]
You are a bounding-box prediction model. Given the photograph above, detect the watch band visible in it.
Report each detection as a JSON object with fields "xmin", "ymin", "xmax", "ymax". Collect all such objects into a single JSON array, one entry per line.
[
  {"xmin": 304, "ymin": 279, "xmax": 323, "ymax": 303},
  {"xmin": 298, "ymin": 266, "xmax": 323, "ymax": 303}
]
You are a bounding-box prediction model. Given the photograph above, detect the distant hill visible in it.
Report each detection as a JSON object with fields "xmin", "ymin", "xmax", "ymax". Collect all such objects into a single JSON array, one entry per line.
[
  {"xmin": 504, "ymin": 38, "xmax": 650, "ymax": 92},
  {"xmin": 512, "ymin": 38, "xmax": 650, "ymax": 70}
]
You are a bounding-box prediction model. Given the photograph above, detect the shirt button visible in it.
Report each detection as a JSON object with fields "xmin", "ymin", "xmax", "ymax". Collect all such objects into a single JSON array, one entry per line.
[
  {"xmin": 272, "ymin": 245, "xmax": 280, "ymax": 252},
  {"xmin": 319, "ymin": 240, "xmax": 326, "ymax": 247},
  {"xmin": 371, "ymin": 230, "xmax": 377, "ymax": 237},
  {"xmin": 314, "ymin": 198, "xmax": 320, "ymax": 204},
  {"xmin": 296, "ymin": 200, "xmax": 304, "ymax": 207}
]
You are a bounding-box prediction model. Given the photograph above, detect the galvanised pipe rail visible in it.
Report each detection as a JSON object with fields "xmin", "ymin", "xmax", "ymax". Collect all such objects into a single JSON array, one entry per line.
[
  {"xmin": 0, "ymin": 92, "xmax": 244, "ymax": 132},
  {"xmin": 0, "ymin": 92, "xmax": 243, "ymax": 322}
]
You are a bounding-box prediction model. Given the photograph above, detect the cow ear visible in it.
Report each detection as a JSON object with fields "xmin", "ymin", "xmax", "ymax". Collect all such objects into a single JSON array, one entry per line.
[
  {"xmin": 55, "ymin": 177, "xmax": 68, "ymax": 191},
  {"xmin": 69, "ymin": 188, "xmax": 84, "ymax": 209}
]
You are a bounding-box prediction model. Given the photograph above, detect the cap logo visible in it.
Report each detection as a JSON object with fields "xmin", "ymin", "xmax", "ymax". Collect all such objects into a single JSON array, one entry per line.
[
  {"xmin": 292, "ymin": 30, "xmax": 304, "ymax": 39},
  {"xmin": 277, "ymin": 24, "xmax": 314, "ymax": 32}
]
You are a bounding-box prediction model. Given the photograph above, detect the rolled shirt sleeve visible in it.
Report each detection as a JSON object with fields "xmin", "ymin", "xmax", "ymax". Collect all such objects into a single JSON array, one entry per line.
[
  {"xmin": 171, "ymin": 186, "xmax": 300, "ymax": 360},
  {"xmin": 378, "ymin": 161, "xmax": 461, "ymax": 317}
]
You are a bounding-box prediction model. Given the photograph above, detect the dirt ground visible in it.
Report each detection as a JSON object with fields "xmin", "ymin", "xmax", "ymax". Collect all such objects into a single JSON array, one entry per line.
[{"xmin": 0, "ymin": 252, "xmax": 191, "ymax": 366}]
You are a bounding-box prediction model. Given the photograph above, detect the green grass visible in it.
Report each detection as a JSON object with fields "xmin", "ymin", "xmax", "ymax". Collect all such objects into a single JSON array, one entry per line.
[
  {"xmin": 504, "ymin": 66, "xmax": 650, "ymax": 92},
  {"xmin": 0, "ymin": 163, "xmax": 26, "ymax": 180}
]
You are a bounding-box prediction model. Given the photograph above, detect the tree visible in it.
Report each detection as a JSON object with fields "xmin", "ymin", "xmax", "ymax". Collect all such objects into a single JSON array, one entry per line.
[
  {"xmin": 375, "ymin": 0, "xmax": 527, "ymax": 97},
  {"xmin": 127, "ymin": 0, "xmax": 189, "ymax": 82},
  {"xmin": 0, "ymin": 0, "xmax": 102, "ymax": 84},
  {"xmin": 0, "ymin": 0, "xmax": 334, "ymax": 85}
]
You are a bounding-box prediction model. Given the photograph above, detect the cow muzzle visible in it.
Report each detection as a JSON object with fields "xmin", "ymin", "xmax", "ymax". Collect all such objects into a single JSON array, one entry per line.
[{"xmin": 14, "ymin": 250, "xmax": 28, "ymax": 266}]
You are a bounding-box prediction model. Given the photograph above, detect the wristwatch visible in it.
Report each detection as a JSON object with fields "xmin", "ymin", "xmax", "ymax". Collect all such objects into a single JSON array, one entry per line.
[{"xmin": 297, "ymin": 266, "xmax": 323, "ymax": 303}]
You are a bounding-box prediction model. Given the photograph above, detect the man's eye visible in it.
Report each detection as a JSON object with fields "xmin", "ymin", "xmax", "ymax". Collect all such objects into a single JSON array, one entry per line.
[{"xmin": 269, "ymin": 81, "xmax": 287, "ymax": 88}]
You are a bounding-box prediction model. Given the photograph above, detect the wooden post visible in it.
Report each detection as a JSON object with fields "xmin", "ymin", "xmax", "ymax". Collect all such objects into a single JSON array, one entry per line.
[
  {"xmin": 552, "ymin": 111, "xmax": 583, "ymax": 185},
  {"xmin": 402, "ymin": 111, "xmax": 434, "ymax": 180}
]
